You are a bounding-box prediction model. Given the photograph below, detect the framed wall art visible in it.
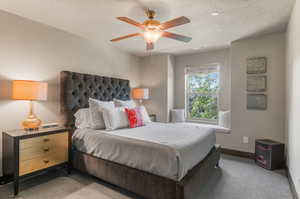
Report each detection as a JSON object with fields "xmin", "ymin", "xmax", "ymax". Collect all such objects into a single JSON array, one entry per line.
[
  {"xmin": 247, "ymin": 76, "xmax": 267, "ymax": 92},
  {"xmin": 247, "ymin": 57, "xmax": 267, "ymax": 74},
  {"xmin": 247, "ymin": 94, "xmax": 267, "ymax": 110}
]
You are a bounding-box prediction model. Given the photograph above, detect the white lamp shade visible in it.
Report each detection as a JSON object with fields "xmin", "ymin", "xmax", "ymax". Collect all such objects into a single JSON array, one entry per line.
[{"xmin": 132, "ymin": 88, "xmax": 149, "ymax": 100}]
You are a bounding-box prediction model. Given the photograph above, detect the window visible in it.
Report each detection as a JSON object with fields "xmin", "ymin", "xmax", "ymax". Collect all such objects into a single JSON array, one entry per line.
[{"xmin": 185, "ymin": 65, "xmax": 219, "ymax": 123}]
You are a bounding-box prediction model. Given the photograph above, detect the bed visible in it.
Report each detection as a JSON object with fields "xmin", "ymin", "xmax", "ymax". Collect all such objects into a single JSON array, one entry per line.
[{"xmin": 60, "ymin": 71, "xmax": 221, "ymax": 199}]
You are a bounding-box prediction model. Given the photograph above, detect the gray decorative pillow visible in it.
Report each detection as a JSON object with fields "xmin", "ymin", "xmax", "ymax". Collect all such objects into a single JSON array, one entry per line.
[{"xmin": 170, "ymin": 109, "xmax": 185, "ymax": 123}]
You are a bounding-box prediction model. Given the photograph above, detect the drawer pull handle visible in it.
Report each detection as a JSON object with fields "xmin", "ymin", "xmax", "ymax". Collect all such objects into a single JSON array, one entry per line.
[
  {"xmin": 43, "ymin": 147, "xmax": 50, "ymax": 152},
  {"xmin": 43, "ymin": 160, "xmax": 49, "ymax": 164},
  {"xmin": 43, "ymin": 138, "xmax": 50, "ymax": 142}
]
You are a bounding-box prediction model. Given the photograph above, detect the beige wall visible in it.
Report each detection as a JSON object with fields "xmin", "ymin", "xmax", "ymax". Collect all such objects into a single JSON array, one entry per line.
[
  {"xmin": 0, "ymin": 10, "xmax": 141, "ymax": 175},
  {"xmin": 286, "ymin": 0, "xmax": 300, "ymax": 195},
  {"xmin": 167, "ymin": 55, "xmax": 175, "ymax": 121},
  {"xmin": 139, "ymin": 55, "xmax": 168, "ymax": 122},
  {"xmin": 174, "ymin": 49, "xmax": 231, "ymax": 111},
  {"xmin": 230, "ymin": 33, "xmax": 286, "ymax": 153},
  {"xmin": 139, "ymin": 54, "xmax": 175, "ymax": 122}
]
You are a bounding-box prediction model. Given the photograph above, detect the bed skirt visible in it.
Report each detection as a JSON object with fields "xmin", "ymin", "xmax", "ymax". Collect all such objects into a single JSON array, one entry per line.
[{"xmin": 72, "ymin": 145, "xmax": 220, "ymax": 199}]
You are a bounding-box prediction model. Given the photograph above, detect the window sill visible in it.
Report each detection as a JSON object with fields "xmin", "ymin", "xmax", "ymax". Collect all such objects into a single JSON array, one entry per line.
[{"xmin": 185, "ymin": 119, "xmax": 218, "ymax": 125}]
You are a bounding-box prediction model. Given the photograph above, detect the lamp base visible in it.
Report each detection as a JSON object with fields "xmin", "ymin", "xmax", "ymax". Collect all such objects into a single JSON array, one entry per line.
[{"xmin": 22, "ymin": 115, "xmax": 42, "ymax": 131}]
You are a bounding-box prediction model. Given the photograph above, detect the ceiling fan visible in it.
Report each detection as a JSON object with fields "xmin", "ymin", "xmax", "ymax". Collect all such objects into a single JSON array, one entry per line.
[{"xmin": 110, "ymin": 9, "xmax": 192, "ymax": 50}]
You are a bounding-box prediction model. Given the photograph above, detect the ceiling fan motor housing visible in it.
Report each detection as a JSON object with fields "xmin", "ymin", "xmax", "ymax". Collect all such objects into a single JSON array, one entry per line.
[{"xmin": 146, "ymin": 9, "xmax": 156, "ymax": 19}]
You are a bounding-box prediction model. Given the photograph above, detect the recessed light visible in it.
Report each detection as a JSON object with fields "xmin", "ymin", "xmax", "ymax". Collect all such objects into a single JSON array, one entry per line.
[{"xmin": 211, "ymin": 11, "xmax": 220, "ymax": 16}]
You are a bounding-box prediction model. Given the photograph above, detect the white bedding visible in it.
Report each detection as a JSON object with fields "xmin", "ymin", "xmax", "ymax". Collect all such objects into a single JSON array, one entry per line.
[{"xmin": 72, "ymin": 122, "xmax": 217, "ymax": 181}]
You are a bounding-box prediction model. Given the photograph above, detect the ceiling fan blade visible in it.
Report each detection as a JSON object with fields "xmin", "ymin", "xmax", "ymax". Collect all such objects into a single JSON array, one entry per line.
[
  {"xmin": 146, "ymin": 42, "xmax": 154, "ymax": 50},
  {"xmin": 117, "ymin": 17, "xmax": 144, "ymax": 29},
  {"xmin": 162, "ymin": 31, "xmax": 192, "ymax": 43},
  {"xmin": 160, "ymin": 16, "xmax": 191, "ymax": 30},
  {"xmin": 110, "ymin": 33, "xmax": 141, "ymax": 42}
]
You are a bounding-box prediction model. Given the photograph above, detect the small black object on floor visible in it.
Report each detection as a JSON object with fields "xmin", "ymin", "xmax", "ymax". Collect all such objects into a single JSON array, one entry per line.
[{"xmin": 255, "ymin": 139, "xmax": 285, "ymax": 170}]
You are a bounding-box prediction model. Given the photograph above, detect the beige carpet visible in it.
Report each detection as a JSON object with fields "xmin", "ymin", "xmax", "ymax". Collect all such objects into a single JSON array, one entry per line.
[{"xmin": 0, "ymin": 155, "xmax": 293, "ymax": 199}]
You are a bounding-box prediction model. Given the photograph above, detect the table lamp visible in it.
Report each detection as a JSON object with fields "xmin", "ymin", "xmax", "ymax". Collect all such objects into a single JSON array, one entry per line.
[
  {"xmin": 132, "ymin": 88, "xmax": 149, "ymax": 105},
  {"xmin": 12, "ymin": 80, "xmax": 48, "ymax": 130}
]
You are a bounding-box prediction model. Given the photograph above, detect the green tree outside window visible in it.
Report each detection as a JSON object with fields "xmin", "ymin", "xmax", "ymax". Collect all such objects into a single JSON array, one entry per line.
[{"xmin": 186, "ymin": 71, "xmax": 219, "ymax": 121}]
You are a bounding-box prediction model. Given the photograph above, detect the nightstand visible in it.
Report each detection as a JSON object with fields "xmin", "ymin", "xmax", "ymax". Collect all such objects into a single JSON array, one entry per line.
[
  {"xmin": 2, "ymin": 126, "xmax": 71, "ymax": 195},
  {"xmin": 149, "ymin": 114, "xmax": 157, "ymax": 122}
]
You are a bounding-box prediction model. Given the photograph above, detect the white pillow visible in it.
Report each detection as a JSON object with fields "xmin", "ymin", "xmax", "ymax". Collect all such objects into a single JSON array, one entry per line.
[
  {"xmin": 89, "ymin": 98, "xmax": 114, "ymax": 129},
  {"xmin": 74, "ymin": 108, "xmax": 91, "ymax": 129},
  {"xmin": 139, "ymin": 106, "xmax": 152, "ymax": 124},
  {"xmin": 114, "ymin": 99, "xmax": 136, "ymax": 108},
  {"xmin": 102, "ymin": 107, "xmax": 129, "ymax": 131},
  {"xmin": 218, "ymin": 110, "xmax": 231, "ymax": 129},
  {"xmin": 170, "ymin": 109, "xmax": 185, "ymax": 123}
]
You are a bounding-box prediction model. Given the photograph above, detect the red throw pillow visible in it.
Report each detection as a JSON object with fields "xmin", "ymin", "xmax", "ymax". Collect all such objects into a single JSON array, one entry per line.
[{"xmin": 125, "ymin": 107, "xmax": 144, "ymax": 128}]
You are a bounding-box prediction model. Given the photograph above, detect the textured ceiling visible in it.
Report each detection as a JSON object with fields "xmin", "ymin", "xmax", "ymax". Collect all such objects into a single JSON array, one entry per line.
[{"xmin": 0, "ymin": 0, "xmax": 295, "ymax": 56}]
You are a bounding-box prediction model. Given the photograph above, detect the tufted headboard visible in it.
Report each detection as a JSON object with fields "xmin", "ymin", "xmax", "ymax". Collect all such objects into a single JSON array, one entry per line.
[{"xmin": 60, "ymin": 71, "xmax": 130, "ymax": 127}]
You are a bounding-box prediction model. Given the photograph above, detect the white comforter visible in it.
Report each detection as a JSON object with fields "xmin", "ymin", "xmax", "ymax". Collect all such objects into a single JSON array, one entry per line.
[{"xmin": 72, "ymin": 122, "xmax": 216, "ymax": 181}]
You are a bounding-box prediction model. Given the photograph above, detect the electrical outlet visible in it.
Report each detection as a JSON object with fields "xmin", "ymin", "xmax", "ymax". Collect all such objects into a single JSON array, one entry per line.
[{"xmin": 243, "ymin": 136, "xmax": 249, "ymax": 144}]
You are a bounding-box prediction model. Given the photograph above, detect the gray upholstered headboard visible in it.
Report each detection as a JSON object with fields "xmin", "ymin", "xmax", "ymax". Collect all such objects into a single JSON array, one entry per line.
[{"xmin": 60, "ymin": 71, "xmax": 130, "ymax": 127}]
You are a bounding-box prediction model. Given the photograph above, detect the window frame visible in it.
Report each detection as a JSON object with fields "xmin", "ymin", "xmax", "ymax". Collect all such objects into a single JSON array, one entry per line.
[{"xmin": 184, "ymin": 64, "xmax": 220, "ymax": 124}]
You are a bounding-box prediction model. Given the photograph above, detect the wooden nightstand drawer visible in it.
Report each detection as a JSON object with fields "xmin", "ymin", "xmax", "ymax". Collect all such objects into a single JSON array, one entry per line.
[
  {"xmin": 20, "ymin": 144, "xmax": 68, "ymax": 161},
  {"xmin": 20, "ymin": 132, "xmax": 68, "ymax": 150},
  {"xmin": 19, "ymin": 152, "xmax": 68, "ymax": 176}
]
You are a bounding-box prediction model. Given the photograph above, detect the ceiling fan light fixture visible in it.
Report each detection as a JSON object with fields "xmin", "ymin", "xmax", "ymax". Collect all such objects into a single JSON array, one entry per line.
[
  {"xmin": 110, "ymin": 9, "xmax": 192, "ymax": 50},
  {"xmin": 143, "ymin": 29, "xmax": 162, "ymax": 43}
]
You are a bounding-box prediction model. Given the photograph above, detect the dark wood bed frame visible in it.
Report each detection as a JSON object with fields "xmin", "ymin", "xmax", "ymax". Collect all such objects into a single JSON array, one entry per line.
[{"xmin": 60, "ymin": 71, "xmax": 221, "ymax": 199}]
